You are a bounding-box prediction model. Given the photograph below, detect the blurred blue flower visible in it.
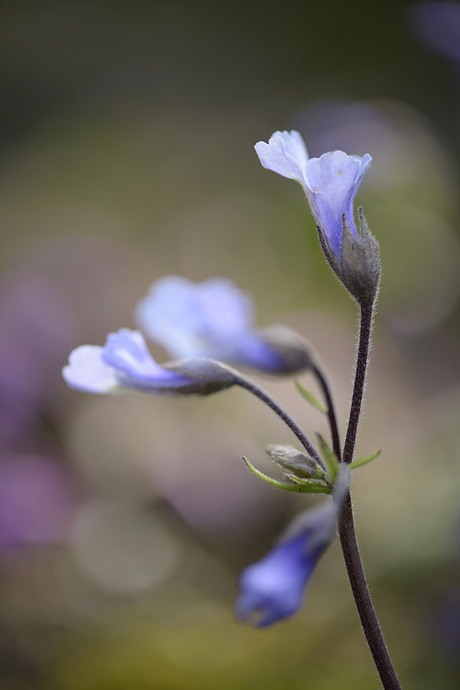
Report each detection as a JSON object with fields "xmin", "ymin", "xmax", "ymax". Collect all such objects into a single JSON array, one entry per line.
[
  {"xmin": 136, "ymin": 276, "xmax": 311, "ymax": 374},
  {"xmin": 63, "ymin": 328, "xmax": 195, "ymax": 395},
  {"xmin": 255, "ymin": 130, "xmax": 371, "ymax": 260},
  {"xmin": 236, "ymin": 501, "xmax": 337, "ymax": 626}
]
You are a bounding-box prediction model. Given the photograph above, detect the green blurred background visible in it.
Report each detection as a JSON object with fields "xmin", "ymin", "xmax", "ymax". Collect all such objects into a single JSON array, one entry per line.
[{"xmin": 2, "ymin": 0, "xmax": 460, "ymax": 687}]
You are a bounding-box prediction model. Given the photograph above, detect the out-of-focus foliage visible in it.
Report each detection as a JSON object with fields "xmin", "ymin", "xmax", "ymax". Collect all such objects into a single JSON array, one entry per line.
[{"xmin": 1, "ymin": 1, "xmax": 460, "ymax": 688}]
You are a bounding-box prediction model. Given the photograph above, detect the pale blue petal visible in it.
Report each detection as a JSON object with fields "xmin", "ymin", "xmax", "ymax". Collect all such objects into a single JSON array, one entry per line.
[
  {"xmin": 63, "ymin": 330, "xmax": 194, "ymax": 395},
  {"xmin": 255, "ymin": 130, "xmax": 309, "ymax": 184},
  {"xmin": 62, "ymin": 345, "xmax": 120, "ymax": 393},
  {"xmin": 101, "ymin": 329, "xmax": 191, "ymax": 389},
  {"xmin": 256, "ymin": 130, "xmax": 372, "ymax": 261},
  {"xmin": 136, "ymin": 276, "xmax": 254, "ymax": 360},
  {"xmin": 137, "ymin": 276, "xmax": 310, "ymax": 375},
  {"xmin": 305, "ymin": 151, "xmax": 372, "ymax": 257}
]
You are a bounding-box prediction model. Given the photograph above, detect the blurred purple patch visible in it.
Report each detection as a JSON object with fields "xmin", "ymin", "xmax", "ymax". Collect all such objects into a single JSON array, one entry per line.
[
  {"xmin": 0, "ymin": 456, "xmax": 77, "ymax": 549},
  {"xmin": 409, "ymin": 1, "xmax": 460, "ymax": 61},
  {"xmin": 0, "ymin": 272, "xmax": 76, "ymax": 407},
  {"xmin": 433, "ymin": 587, "xmax": 460, "ymax": 664},
  {"xmin": 0, "ymin": 271, "xmax": 77, "ymax": 451}
]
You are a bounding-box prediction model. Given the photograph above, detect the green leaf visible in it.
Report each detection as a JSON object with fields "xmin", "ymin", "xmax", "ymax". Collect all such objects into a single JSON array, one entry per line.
[
  {"xmin": 316, "ymin": 434, "xmax": 339, "ymax": 481},
  {"xmin": 295, "ymin": 380, "xmax": 327, "ymax": 414},
  {"xmin": 349, "ymin": 449, "xmax": 381, "ymax": 470},
  {"xmin": 242, "ymin": 457, "xmax": 331, "ymax": 494}
]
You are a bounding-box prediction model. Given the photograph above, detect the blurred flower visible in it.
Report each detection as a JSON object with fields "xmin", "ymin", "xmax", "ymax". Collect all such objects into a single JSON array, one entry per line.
[
  {"xmin": 63, "ymin": 328, "xmax": 237, "ymax": 396},
  {"xmin": 255, "ymin": 130, "xmax": 371, "ymax": 261},
  {"xmin": 236, "ymin": 466, "xmax": 349, "ymax": 626},
  {"xmin": 136, "ymin": 275, "xmax": 312, "ymax": 374},
  {"xmin": 236, "ymin": 501, "xmax": 337, "ymax": 626}
]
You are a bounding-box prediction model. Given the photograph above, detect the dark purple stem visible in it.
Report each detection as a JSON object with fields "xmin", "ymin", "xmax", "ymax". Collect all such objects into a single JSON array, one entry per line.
[
  {"xmin": 233, "ymin": 373, "xmax": 325, "ymax": 472},
  {"xmin": 339, "ymin": 495, "xmax": 401, "ymax": 689},
  {"xmin": 343, "ymin": 303, "xmax": 373, "ymax": 465},
  {"xmin": 311, "ymin": 363, "xmax": 341, "ymax": 462},
  {"xmin": 338, "ymin": 303, "xmax": 401, "ymax": 689}
]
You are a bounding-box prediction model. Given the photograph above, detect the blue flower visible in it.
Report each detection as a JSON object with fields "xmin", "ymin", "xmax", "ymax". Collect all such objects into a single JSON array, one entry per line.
[
  {"xmin": 62, "ymin": 328, "xmax": 237, "ymax": 396},
  {"xmin": 236, "ymin": 501, "xmax": 337, "ymax": 627},
  {"xmin": 255, "ymin": 130, "xmax": 371, "ymax": 261},
  {"xmin": 136, "ymin": 276, "xmax": 312, "ymax": 374}
]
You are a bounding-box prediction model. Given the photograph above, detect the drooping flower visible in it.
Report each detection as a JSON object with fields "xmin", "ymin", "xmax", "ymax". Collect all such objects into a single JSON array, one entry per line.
[
  {"xmin": 62, "ymin": 328, "xmax": 237, "ymax": 397},
  {"xmin": 255, "ymin": 131, "xmax": 380, "ymax": 306},
  {"xmin": 236, "ymin": 466, "xmax": 349, "ymax": 627},
  {"xmin": 235, "ymin": 501, "xmax": 337, "ymax": 627},
  {"xmin": 136, "ymin": 275, "xmax": 312, "ymax": 374}
]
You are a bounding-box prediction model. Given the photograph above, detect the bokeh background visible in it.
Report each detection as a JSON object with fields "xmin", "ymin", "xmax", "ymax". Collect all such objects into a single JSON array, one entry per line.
[{"xmin": 2, "ymin": 0, "xmax": 460, "ymax": 688}]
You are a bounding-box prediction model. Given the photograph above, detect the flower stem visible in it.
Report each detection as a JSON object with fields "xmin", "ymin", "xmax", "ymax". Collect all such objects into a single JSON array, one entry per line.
[
  {"xmin": 339, "ymin": 496, "xmax": 401, "ymax": 689},
  {"xmin": 311, "ymin": 364, "xmax": 341, "ymax": 462},
  {"xmin": 233, "ymin": 374, "xmax": 325, "ymax": 472},
  {"xmin": 338, "ymin": 303, "xmax": 401, "ymax": 689},
  {"xmin": 343, "ymin": 303, "xmax": 373, "ymax": 465}
]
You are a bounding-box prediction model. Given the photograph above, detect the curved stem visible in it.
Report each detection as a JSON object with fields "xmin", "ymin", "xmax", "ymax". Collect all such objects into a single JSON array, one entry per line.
[
  {"xmin": 311, "ymin": 364, "xmax": 342, "ymax": 462},
  {"xmin": 339, "ymin": 495, "xmax": 401, "ymax": 689},
  {"xmin": 233, "ymin": 373, "xmax": 325, "ymax": 472},
  {"xmin": 343, "ymin": 303, "xmax": 373, "ymax": 465}
]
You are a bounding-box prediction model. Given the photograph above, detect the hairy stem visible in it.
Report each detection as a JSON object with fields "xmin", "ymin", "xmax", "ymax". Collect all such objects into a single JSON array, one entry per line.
[
  {"xmin": 343, "ymin": 303, "xmax": 373, "ymax": 464},
  {"xmin": 233, "ymin": 374, "xmax": 325, "ymax": 472},
  {"xmin": 311, "ymin": 364, "xmax": 341, "ymax": 462},
  {"xmin": 338, "ymin": 303, "xmax": 401, "ymax": 689},
  {"xmin": 339, "ymin": 495, "xmax": 401, "ymax": 689}
]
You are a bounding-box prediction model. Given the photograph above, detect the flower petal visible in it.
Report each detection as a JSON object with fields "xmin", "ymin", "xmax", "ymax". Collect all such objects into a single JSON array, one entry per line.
[
  {"xmin": 62, "ymin": 345, "xmax": 120, "ymax": 393},
  {"xmin": 236, "ymin": 535, "xmax": 317, "ymax": 627},
  {"xmin": 255, "ymin": 130, "xmax": 309, "ymax": 184},
  {"xmin": 304, "ymin": 151, "xmax": 372, "ymax": 257},
  {"xmin": 101, "ymin": 329, "xmax": 174, "ymax": 382},
  {"xmin": 136, "ymin": 276, "xmax": 253, "ymax": 361},
  {"xmin": 137, "ymin": 276, "xmax": 311, "ymax": 375},
  {"xmin": 63, "ymin": 330, "xmax": 193, "ymax": 395},
  {"xmin": 255, "ymin": 130, "xmax": 372, "ymax": 263}
]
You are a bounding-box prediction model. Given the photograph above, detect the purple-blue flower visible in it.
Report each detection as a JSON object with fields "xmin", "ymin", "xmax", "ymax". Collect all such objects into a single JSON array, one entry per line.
[
  {"xmin": 255, "ymin": 130, "xmax": 371, "ymax": 260},
  {"xmin": 63, "ymin": 328, "xmax": 195, "ymax": 395},
  {"xmin": 236, "ymin": 501, "xmax": 337, "ymax": 627},
  {"xmin": 63, "ymin": 328, "xmax": 239, "ymax": 396},
  {"xmin": 136, "ymin": 276, "xmax": 311, "ymax": 374}
]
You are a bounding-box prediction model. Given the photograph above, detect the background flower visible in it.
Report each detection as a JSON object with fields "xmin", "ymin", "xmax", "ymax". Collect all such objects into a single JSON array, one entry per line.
[{"xmin": 136, "ymin": 275, "xmax": 311, "ymax": 374}]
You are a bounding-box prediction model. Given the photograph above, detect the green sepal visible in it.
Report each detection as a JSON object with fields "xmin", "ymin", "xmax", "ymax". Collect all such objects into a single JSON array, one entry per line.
[
  {"xmin": 283, "ymin": 472, "xmax": 332, "ymax": 493},
  {"xmin": 316, "ymin": 434, "xmax": 339, "ymax": 481},
  {"xmin": 349, "ymin": 449, "xmax": 381, "ymax": 470},
  {"xmin": 242, "ymin": 457, "xmax": 331, "ymax": 494},
  {"xmin": 295, "ymin": 379, "xmax": 327, "ymax": 414}
]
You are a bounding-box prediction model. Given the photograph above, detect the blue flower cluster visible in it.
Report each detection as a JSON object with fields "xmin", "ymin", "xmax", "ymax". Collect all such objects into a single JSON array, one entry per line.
[{"xmin": 63, "ymin": 130, "xmax": 367, "ymax": 627}]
